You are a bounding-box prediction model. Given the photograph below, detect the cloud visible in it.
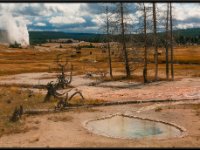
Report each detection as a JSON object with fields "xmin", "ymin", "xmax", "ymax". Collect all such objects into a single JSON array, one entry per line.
[
  {"xmin": 49, "ymin": 16, "xmax": 85, "ymax": 25},
  {"xmin": 176, "ymin": 23, "xmax": 198, "ymax": 29},
  {"xmin": 0, "ymin": 3, "xmax": 199, "ymax": 33},
  {"xmin": 174, "ymin": 3, "xmax": 200, "ymax": 21},
  {"xmin": 173, "ymin": 4, "xmax": 200, "ymax": 29},
  {"xmin": 80, "ymin": 3, "xmax": 112, "ymax": 15},
  {"xmin": 175, "ymin": 17, "xmax": 200, "ymax": 29},
  {"xmin": 35, "ymin": 22, "xmax": 46, "ymax": 26}
]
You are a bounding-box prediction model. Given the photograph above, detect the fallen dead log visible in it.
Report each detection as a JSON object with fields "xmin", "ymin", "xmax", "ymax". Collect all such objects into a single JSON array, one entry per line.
[
  {"xmin": 24, "ymin": 109, "xmax": 55, "ymax": 115},
  {"xmin": 23, "ymin": 98, "xmax": 200, "ymax": 115}
]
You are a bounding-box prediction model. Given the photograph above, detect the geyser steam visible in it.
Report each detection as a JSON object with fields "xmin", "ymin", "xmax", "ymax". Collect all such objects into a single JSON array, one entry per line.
[{"xmin": 0, "ymin": 13, "xmax": 29, "ymax": 47}]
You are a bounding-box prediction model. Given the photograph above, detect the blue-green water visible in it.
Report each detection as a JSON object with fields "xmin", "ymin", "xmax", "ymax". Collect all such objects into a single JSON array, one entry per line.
[{"xmin": 86, "ymin": 115, "xmax": 182, "ymax": 139}]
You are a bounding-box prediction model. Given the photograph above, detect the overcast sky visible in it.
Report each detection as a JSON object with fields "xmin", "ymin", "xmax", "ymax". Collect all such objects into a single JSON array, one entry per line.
[{"xmin": 0, "ymin": 3, "xmax": 199, "ymax": 33}]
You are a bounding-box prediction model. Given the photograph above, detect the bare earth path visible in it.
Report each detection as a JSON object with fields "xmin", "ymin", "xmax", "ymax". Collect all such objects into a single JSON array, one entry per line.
[{"xmin": 0, "ymin": 72, "xmax": 199, "ymax": 102}]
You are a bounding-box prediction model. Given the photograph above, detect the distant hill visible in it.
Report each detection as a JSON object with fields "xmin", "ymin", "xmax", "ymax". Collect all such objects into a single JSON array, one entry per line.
[{"xmin": 27, "ymin": 28, "xmax": 200, "ymax": 45}]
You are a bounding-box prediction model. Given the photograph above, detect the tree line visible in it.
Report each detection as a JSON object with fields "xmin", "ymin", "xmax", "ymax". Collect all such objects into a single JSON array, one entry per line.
[{"xmin": 28, "ymin": 28, "xmax": 200, "ymax": 45}]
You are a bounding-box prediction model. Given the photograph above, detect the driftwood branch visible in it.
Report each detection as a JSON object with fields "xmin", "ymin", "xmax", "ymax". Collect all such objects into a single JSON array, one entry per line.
[
  {"xmin": 68, "ymin": 90, "xmax": 84, "ymax": 101},
  {"xmin": 55, "ymin": 89, "xmax": 84, "ymax": 110}
]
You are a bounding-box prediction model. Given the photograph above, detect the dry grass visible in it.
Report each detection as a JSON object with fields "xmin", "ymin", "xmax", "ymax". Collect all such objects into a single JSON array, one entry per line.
[
  {"xmin": 68, "ymin": 98, "xmax": 106, "ymax": 106},
  {"xmin": 155, "ymin": 107, "xmax": 162, "ymax": 112},
  {"xmin": 149, "ymin": 46, "xmax": 200, "ymax": 64},
  {"xmin": 0, "ymin": 87, "xmax": 54, "ymax": 137},
  {"xmin": 0, "ymin": 43, "xmax": 199, "ymax": 80},
  {"xmin": 166, "ymin": 103, "xmax": 200, "ymax": 117},
  {"xmin": 166, "ymin": 103, "xmax": 200, "ymax": 110},
  {"xmin": 47, "ymin": 115, "xmax": 73, "ymax": 122},
  {"xmin": 70, "ymin": 107, "xmax": 101, "ymax": 113},
  {"xmin": 0, "ymin": 86, "xmax": 106, "ymax": 136}
]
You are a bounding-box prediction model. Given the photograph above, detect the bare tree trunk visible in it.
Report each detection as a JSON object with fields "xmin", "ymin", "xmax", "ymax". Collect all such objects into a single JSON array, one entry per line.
[
  {"xmin": 143, "ymin": 3, "xmax": 148, "ymax": 83},
  {"xmin": 165, "ymin": 3, "xmax": 169, "ymax": 80},
  {"xmin": 170, "ymin": 2, "xmax": 174, "ymax": 80},
  {"xmin": 120, "ymin": 2, "xmax": 131, "ymax": 78},
  {"xmin": 106, "ymin": 6, "xmax": 113, "ymax": 79},
  {"xmin": 153, "ymin": 2, "xmax": 158, "ymax": 81}
]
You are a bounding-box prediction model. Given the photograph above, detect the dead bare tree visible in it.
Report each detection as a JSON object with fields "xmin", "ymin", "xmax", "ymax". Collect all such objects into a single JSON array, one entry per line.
[
  {"xmin": 170, "ymin": 2, "xmax": 174, "ymax": 80},
  {"xmin": 133, "ymin": 3, "xmax": 152, "ymax": 82},
  {"xmin": 165, "ymin": 3, "xmax": 170, "ymax": 80},
  {"xmin": 106, "ymin": 6, "xmax": 113, "ymax": 79},
  {"xmin": 153, "ymin": 2, "xmax": 158, "ymax": 81},
  {"xmin": 142, "ymin": 3, "xmax": 148, "ymax": 83},
  {"xmin": 120, "ymin": 2, "xmax": 131, "ymax": 78}
]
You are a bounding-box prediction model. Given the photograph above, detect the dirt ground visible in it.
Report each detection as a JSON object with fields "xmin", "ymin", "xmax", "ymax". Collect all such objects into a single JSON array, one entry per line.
[
  {"xmin": 0, "ymin": 72, "xmax": 199, "ymax": 147},
  {"xmin": 0, "ymin": 101, "xmax": 199, "ymax": 147}
]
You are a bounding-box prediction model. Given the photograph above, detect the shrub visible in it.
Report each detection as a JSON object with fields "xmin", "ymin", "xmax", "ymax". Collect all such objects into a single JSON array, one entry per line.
[{"xmin": 9, "ymin": 41, "xmax": 22, "ymax": 48}]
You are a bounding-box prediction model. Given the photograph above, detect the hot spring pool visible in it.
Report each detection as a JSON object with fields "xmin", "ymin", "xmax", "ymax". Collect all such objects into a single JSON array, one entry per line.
[{"xmin": 85, "ymin": 115, "xmax": 183, "ymax": 139}]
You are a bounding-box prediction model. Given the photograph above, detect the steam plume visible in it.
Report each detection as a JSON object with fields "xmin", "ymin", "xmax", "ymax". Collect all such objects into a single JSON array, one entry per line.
[{"xmin": 0, "ymin": 13, "xmax": 29, "ymax": 47}]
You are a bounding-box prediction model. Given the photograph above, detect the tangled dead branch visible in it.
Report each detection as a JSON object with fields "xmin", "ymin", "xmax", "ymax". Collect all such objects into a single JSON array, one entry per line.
[
  {"xmin": 55, "ymin": 54, "xmax": 73, "ymax": 89},
  {"xmin": 56, "ymin": 64, "xmax": 73, "ymax": 89},
  {"xmin": 44, "ymin": 81, "xmax": 84, "ymax": 109},
  {"xmin": 55, "ymin": 88, "xmax": 85, "ymax": 110},
  {"xmin": 44, "ymin": 54, "xmax": 84, "ymax": 109},
  {"xmin": 44, "ymin": 81, "xmax": 63, "ymax": 102}
]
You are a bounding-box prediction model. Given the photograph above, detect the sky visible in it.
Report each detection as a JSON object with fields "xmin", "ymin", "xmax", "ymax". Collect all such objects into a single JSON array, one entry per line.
[{"xmin": 0, "ymin": 3, "xmax": 199, "ymax": 33}]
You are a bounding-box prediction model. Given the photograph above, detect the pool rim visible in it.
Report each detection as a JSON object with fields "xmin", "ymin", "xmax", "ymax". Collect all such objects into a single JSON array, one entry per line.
[{"xmin": 83, "ymin": 113, "xmax": 187, "ymax": 140}]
